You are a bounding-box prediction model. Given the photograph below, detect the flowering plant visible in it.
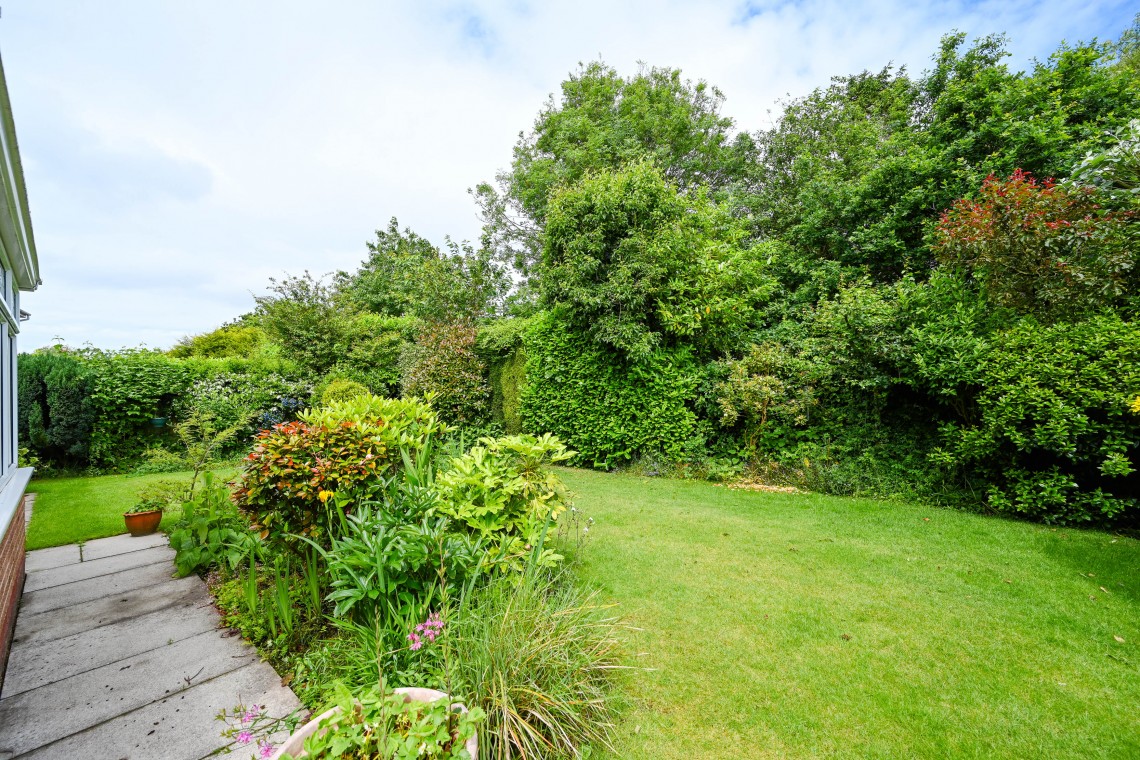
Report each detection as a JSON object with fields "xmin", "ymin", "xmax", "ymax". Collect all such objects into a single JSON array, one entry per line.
[
  {"xmin": 287, "ymin": 610, "xmax": 483, "ymax": 759},
  {"xmin": 217, "ymin": 701, "xmax": 305, "ymax": 760},
  {"xmin": 407, "ymin": 612, "xmax": 444, "ymax": 650}
]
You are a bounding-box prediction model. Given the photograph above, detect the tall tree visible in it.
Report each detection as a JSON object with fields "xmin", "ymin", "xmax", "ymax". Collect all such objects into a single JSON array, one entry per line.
[
  {"xmin": 254, "ymin": 272, "xmax": 354, "ymax": 374},
  {"xmin": 541, "ymin": 161, "xmax": 772, "ymax": 360},
  {"xmin": 753, "ymin": 32, "xmax": 1140, "ymax": 284},
  {"xmin": 340, "ymin": 218, "xmax": 510, "ymax": 323},
  {"xmin": 474, "ymin": 61, "xmax": 757, "ymax": 283}
]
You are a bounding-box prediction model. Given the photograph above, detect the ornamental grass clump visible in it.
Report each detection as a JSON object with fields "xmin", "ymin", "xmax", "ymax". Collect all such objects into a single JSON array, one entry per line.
[{"xmin": 451, "ymin": 573, "xmax": 629, "ymax": 759}]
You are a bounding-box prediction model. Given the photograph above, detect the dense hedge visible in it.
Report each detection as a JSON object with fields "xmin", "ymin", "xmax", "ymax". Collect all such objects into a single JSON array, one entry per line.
[
  {"xmin": 490, "ymin": 348, "xmax": 527, "ymax": 435},
  {"xmin": 18, "ymin": 350, "xmax": 95, "ymax": 466},
  {"xmin": 519, "ymin": 312, "xmax": 698, "ymax": 468},
  {"xmin": 936, "ymin": 316, "xmax": 1140, "ymax": 526},
  {"xmin": 18, "ymin": 348, "xmax": 310, "ymax": 470}
]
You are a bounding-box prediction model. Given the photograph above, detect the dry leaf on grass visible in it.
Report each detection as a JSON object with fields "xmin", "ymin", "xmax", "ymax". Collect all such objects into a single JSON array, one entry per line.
[{"xmin": 727, "ymin": 480, "xmax": 801, "ymax": 494}]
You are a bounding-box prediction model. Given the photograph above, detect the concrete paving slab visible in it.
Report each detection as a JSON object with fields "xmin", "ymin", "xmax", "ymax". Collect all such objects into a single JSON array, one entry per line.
[
  {"xmin": 80, "ymin": 532, "xmax": 169, "ymax": 562},
  {"xmin": 19, "ymin": 663, "xmax": 303, "ymax": 760},
  {"xmin": 12, "ymin": 575, "xmax": 207, "ymax": 646},
  {"xmin": 4, "ymin": 537, "xmax": 301, "ymax": 760},
  {"xmin": 23, "ymin": 544, "xmax": 80, "ymax": 573},
  {"xmin": 0, "ymin": 628, "xmax": 259, "ymax": 756},
  {"xmin": 23, "ymin": 545, "xmax": 175, "ymax": 593},
  {"xmin": 3, "ymin": 600, "xmax": 222, "ymax": 698},
  {"xmin": 17, "ymin": 560, "xmax": 177, "ymax": 617}
]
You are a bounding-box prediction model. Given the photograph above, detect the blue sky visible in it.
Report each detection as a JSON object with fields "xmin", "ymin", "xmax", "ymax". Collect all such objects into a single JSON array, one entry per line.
[{"xmin": 2, "ymin": 0, "xmax": 1135, "ymax": 350}]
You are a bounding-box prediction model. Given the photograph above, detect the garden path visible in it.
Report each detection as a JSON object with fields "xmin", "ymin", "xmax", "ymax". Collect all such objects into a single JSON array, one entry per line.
[{"xmin": 0, "ymin": 533, "xmax": 300, "ymax": 759}]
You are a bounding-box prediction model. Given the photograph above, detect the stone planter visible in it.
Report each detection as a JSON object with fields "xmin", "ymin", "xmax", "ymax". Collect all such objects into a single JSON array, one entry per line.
[
  {"xmin": 123, "ymin": 510, "xmax": 162, "ymax": 537},
  {"xmin": 270, "ymin": 687, "xmax": 478, "ymax": 759}
]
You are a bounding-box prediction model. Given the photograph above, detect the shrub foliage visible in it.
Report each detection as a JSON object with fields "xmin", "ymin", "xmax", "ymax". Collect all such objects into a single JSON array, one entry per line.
[
  {"xmin": 232, "ymin": 395, "xmax": 447, "ymax": 547},
  {"xmin": 519, "ymin": 312, "xmax": 698, "ymax": 468}
]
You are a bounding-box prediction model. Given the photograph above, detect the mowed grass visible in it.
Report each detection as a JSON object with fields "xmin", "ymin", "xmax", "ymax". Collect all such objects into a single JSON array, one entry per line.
[
  {"xmin": 25, "ymin": 466, "xmax": 1140, "ymax": 757},
  {"xmin": 26, "ymin": 468, "xmax": 236, "ymax": 550},
  {"xmin": 560, "ymin": 469, "xmax": 1140, "ymax": 760}
]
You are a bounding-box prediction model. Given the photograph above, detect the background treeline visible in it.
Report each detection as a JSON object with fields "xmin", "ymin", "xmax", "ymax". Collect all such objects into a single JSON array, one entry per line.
[{"xmin": 20, "ymin": 23, "xmax": 1140, "ymax": 528}]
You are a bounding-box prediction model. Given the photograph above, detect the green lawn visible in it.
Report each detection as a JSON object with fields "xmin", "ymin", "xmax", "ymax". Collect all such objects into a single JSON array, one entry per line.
[
  {"xmin": 26, "ymin": 467, "xmax": 1139, "ymax": 758},
  {"xmin": 561, "ymin": 469, "xmax": 1140, "ymax": 760},
  {"xmin": 26, "ymin": 468, "xmax": 236, "ymax": 550}
]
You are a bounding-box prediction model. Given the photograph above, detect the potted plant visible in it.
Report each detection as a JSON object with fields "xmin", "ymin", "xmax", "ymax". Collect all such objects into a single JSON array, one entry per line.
[
  {"xmin": 270, "ymin": 685, "xmax": 481, "ymax": 759},
  {"xmin": 124, "ymin": 501, "xmax": 164, "ymax": 536},
  {"xmin": 124, "ymin": 481, "xmax": 185, "ymax": 536}
]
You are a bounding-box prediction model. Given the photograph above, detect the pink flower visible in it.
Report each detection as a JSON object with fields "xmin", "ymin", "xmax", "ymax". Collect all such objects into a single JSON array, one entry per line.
[
  {"xmin": 408, "ymin": 612, "xmax": 444, "ymax": 652},
  {"xmin": 242, "ymin": 705, "xmax": 260, "ymax": 725},
  {"xmin": 258, "ymin": 740, "xmax": 275, "ymax": 758},
  {"xmin": 236, "ymin": 730, "xmax": 253, "ymax": 745}
]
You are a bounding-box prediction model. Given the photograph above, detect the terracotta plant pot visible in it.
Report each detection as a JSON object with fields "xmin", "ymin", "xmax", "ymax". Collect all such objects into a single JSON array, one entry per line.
[
  {"xmin": 270, "ymin": 687, "xmax": 478, "ymax": 760},
  {"xmin": 123, "ymin": 509, "xmax": 162, "ymax": 536}
]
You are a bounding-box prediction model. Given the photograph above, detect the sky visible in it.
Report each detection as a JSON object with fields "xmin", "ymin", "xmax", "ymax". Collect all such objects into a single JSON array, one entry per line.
[{"xmin": 1, "ymin": 0, "xmax": 1135, "ymax": 351}]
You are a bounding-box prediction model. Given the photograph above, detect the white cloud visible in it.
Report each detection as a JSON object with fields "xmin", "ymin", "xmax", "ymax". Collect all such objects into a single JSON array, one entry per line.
[{"xmin": 2, "ymin": 0, "xmax": 1133, "ymax": 349}]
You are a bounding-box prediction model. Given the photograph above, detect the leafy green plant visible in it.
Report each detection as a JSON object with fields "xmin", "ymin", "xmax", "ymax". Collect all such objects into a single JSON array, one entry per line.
[
  {"xmin": 133, "ymin": 446, "xmax": 188, "ymax": 475},
  {"xmin": 167, "ymin": 472, "xmax": 260, "ymax": 576},
  {"xmin": 234, "ymin": 420, "xmax": 390, "ymax": 546},
  {"xmin": 128, "ymin": 479, "xmax": 186, "ymax": 514},
  {"xmin": 299, "ymin": 395, "xmax": 449, "ymax": 453},
  {"xmin": 174, "ymin": 406, "xmax": 251, "ymax": 497},
  {"xmin": 716, "ymin": 343, "xmax": 821, "ymax": 455},
  {"xmin": 168, "ymin": 325, "xmax": 269, "ymax": 359},
  {"xmin": 320, "ymin": 379, "xmax": 370, "ymax": 406},
  {"xmin": 933, "ymin": 315, "xmax": 1140, "ymax": 525},
  {"xmin": 437, "ymin": 434, "xmax": 574, "ymax": 541},
  {"xmin": 1070, "ymin": 118, "xmax": 1140, "ymax": 201},
  {"xmin": 233, "ymin": 395, "xmax": 447, "ymax": 549},
  {"xmin": 300, "ymin": 506, "xmax": 484, "ymax": 625},
  {"xmin": 293, "ymin": 684, "xmax": 482, "ymax": 760}
]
